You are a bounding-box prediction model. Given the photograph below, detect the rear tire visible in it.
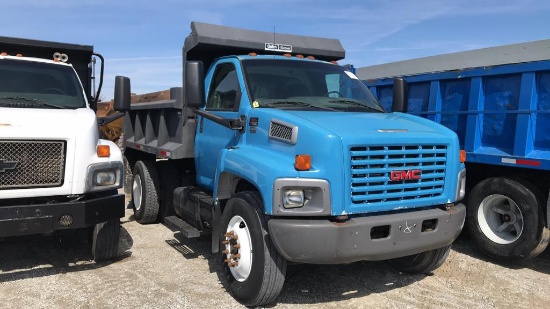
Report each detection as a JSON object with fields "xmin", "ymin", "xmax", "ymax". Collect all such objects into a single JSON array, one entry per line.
[
  {"xmin": 220, "ymin": 191, "xmax": 287, "ymax": 307},
  {"xmin": 466, "ymin": 177, "xmax": 550, "ymax": 261},
  {"xmin": 92, "ymin": 219, "xmax": 120, "ymax": 262},
  {"xmin": 387, "ymin": 245, "xmax": 451, "ymax": 274},
  {"xmin": 132, "ymin": 160, "xmax": 160, "ymax": 224}
]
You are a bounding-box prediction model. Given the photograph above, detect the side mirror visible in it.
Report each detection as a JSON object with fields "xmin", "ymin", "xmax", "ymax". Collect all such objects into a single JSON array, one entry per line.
[
  {"xmin": 184, "ymin": 61, "xmax": 205, "ymax": 108},
  {"xmin": 113, "ymin": 76, "xmax": 131, "ymax": 112},
  {"xmin": 392, "ymin": 77, "xmax": 408, "ymax": 113}
]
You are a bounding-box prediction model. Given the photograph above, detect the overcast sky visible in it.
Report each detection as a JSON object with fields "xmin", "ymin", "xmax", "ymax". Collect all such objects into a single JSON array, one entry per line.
[{"xmin": 2, "ymin": 0, "xmax": 550, "ymax": 100}]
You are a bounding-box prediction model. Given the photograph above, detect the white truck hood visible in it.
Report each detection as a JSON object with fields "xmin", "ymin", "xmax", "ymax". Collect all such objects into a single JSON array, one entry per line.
[
  {"xmin": 0, "ymin": 107, "xmax": 98, "ymax": 139},
  {"xmin": 0, "ymin": 107, "xmax": 118, "ymax": 199}
]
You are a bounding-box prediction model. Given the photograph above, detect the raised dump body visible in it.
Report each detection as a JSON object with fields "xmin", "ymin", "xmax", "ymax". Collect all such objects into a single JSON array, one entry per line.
[{"xmin": 359, "ymin": 40, "xmax": 550, "ymax": 261}]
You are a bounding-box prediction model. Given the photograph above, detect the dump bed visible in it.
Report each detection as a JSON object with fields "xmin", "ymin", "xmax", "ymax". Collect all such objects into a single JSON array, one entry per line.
[{"xmin": 360, "ymin": 40, "xmax": 550, "ymax": 170}]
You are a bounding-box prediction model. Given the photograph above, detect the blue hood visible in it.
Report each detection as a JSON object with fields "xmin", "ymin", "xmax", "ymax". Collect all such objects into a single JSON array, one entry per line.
[{"xmin": 289, "ymin": 111, "xmax": 454, "ymax": 140}]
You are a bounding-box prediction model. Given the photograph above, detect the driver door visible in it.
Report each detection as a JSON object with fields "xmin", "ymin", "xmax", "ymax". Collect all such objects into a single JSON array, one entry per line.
[{"xmin": 194, "ymin": 61, "xmax": 242, "ymax": 190}]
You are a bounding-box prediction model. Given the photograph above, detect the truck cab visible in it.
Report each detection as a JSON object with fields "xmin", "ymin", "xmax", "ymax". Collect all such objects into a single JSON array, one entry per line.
[
  {"xmin": 115, "ymin": 22, "xmax": 467, "ymax": 306},
  {"xmin": 0, "ymin": 37, "xmax": 125, "ymax": 261}
]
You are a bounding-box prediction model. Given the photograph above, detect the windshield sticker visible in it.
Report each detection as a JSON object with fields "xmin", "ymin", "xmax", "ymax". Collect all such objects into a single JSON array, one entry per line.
[
  {"xmin": 265, "ymin": 43, "xmax": 292, "ymax": 53},
  {"xmin": 252, "ymin": 101, "xmax": 260, "ymax": 108},
  {"xmin": 345, "ymin": 71, "xmax": 359, "ymax": 80}
]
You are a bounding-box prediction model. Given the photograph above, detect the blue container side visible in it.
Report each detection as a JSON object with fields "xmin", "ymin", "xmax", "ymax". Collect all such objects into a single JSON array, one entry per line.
[
  {"xmin": 363, "ymin": 60, "xmax": 550, "ymax": 171},
  {"xmin": 481, "ymin": 74, "xmax": 521, "ymax": 153},
  {"xmin": 536, "ymin": 72, "xmax": 550, "ymax": 151}
]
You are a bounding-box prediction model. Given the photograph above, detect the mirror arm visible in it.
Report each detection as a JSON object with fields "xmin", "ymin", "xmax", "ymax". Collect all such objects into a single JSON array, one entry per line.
[{"xmin": 193, "ymin": 109, "xmax": 244, "ymax": 130}]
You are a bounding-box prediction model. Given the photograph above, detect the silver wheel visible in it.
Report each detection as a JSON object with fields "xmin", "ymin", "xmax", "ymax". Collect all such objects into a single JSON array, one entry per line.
[
  {"xmin": 223, "ymin": 215, "xmax": 253, "ymax": 282},
  {"xmin": 133, "ymin": 174, "xmax": 143, "ymax": 212},
  {"xmin": 478, "ymin": 194, "xmax": 523, "ymax": 244}
]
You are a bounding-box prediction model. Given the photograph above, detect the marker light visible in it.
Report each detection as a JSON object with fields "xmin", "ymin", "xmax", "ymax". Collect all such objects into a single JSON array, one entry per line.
[
  {"xmin": 307, "ymin": 56, "xmax": 315, "ymax": 60},
  {"xmin": 0, "ymin": 52, "xmax": 7, "ymax": 56},
  {"xmin": 248, "ymin": 52, "xmax": 257, "ymax": 56},
  {"xmin": 16, "ymin": 54, "xmax": 23, "ymax": 57},
  {"xmin": 460, "ymin": 150, "xmax": 466, "ymax": 163},
  {"xmin": 294, "ymin": 154, "xmax": 311, "ymax": 171},
  {"xmin": 296, "ymin": 54, "xmax": 304, "ymax": 58},
  {"xmin": 283, "ymin": 53, "xmax": 292, "ymax": 58},
  {"xmin": 97, "ymin": 145, "xmax": 110, "ymax": 157}
]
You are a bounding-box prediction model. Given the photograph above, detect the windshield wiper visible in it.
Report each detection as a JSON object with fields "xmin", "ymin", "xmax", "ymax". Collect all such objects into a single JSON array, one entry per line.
[
  {"xmin": 0, "ymin": 96, "xmax": 65, "ymax": 109},
  {"xmin": 328, "ymin": 99, "xmax": 385, "ymax": 113},
  {"xmin": 261, "ymin": 100, "xmax": 338, "ymax": 111}
]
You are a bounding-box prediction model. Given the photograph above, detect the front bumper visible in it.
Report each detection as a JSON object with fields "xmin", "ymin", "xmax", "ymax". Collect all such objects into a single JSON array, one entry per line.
[
  {"xmin": 268, "ymin": 203, "xmax": 466, "ymax": 264},
  {"xmin": 0, "ymin": 194, "xmax": 125, "ymax": 237}
]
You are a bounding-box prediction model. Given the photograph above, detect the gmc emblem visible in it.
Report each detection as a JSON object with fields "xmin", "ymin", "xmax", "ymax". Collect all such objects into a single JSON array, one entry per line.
[{"xmin": 390, "ymin": 170, "xmax": 421, "ymax": 181}]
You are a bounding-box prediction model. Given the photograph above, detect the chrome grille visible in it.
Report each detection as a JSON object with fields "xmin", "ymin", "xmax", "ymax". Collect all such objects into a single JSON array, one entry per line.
[
  {"xmin": 0, "ymin": 140, "xmax": 65, "ymax": 189},
  {"xmin": 350, "ymin": 145, "xmax": 446, "ymax": 204}
]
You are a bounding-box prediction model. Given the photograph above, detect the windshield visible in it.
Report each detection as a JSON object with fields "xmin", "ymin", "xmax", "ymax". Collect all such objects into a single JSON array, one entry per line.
[
  {"xmin": 0, "ymin": 59, "xmax": 86, "ymax": 109},
  {"xmin": 241, "ymin": 59, "xmax": 385, "ymax": 112}
]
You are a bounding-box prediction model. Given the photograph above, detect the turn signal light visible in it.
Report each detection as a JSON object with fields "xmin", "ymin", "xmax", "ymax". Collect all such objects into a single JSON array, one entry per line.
[
  {"xmin": 294, "ymin": 154, "xmax": 311, "ymax": 171},
  {"xmin": 459, "ymin": 150, "xmax": 466, "ymax": 163},
  {"xmin": 97, "ymin": 145, "xmax": 110, "ymax": 158}
]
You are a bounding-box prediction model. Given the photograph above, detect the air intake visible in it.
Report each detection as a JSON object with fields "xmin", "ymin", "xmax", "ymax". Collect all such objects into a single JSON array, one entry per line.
[{"xmin": 269, "ymin": 119, "xmax": 298, "ymax": 145}]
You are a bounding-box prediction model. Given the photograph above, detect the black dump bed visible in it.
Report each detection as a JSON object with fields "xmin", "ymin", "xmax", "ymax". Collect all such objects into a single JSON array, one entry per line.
[
  {"xmin": 184, "ymin": 21, "xmax": 346, "ymax": 71},
  {"xmin": 0, "ymin": 36, "xmax": 94, "ymax": 97}
]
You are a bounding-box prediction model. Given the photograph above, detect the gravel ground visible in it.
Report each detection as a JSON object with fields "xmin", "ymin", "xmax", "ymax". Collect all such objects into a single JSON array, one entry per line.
[{"xmin": 1, "ymin": 196, "xmax": 549, "ymax": 309}]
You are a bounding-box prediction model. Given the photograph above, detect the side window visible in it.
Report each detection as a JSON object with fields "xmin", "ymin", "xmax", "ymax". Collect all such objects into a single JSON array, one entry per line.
[{"xmin": 207, "ymin": 63, "xmax": 240, "ymax": 110}]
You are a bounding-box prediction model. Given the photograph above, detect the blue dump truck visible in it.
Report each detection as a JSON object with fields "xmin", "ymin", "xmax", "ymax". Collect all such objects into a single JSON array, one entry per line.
[
  {"xmin": 113, "ymin": 22, "xmax": 466, "ymax": 306},
  {"xmin": 359, "ymin": 40, "xmax": 550, "ymax": 262}
]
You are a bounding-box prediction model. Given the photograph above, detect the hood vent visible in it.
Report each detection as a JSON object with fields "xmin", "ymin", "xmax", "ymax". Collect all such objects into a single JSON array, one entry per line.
[{"xmin": 269, "ymin": 119, "xmax": 298, "ymax": 145}]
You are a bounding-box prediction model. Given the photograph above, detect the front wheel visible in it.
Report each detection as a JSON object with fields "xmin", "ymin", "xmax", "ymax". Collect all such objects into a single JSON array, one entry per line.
[
  {"xmin": 387, "ymin": 245, "xmax": 451, "ymax": 274},
  {"xmin": 91, "ymin": 219, "xmax": 121, "ymax": 262},
  {"xmin": 220, "ymin": 191, "xmax": 287, "ymax": 307},
  {"xmin": 466, "ymin": 177, "xmax": 550, "ymax": 261}
]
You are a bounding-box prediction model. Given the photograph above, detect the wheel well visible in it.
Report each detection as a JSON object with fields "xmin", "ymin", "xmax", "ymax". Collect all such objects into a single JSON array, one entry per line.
[
  {"xmin": 465, "ymin": 162, "xmax": 550, "ymax": 199},
  {"xmin": 217, "ymin": 172, "xmax": 260, "ymax": 209},
  {"xmin": 124, "ymin": 148, "xmax": 156, "ymax": 170}
]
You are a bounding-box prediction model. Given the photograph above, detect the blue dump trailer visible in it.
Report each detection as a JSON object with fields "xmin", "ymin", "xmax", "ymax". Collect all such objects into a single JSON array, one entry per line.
[{"xmin": 359, "ymin": 40, "xmax": 550, "ymax": 262}]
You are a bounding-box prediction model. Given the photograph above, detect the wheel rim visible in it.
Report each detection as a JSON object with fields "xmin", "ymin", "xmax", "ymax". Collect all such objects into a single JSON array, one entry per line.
[
  {"xmin": 133, "ymin": 174, "xmax": 143, "ymax": 211},
  {"xmin": 478, "ymin": 194, "xmax": 523, "ymax": 244},
  {"xmin": 223, "ymin": 215, "xmax": 253, "ymax": 282}
]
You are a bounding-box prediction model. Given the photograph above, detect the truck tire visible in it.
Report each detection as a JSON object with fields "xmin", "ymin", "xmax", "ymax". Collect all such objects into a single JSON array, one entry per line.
[
  {"xmin": 466, "ymin": 177, "xmax": 550, "ymax": 261},
  {"xmin": 387, "ymin": 245, "xmax": 451, "ymax": 274},
  {"xmin": 220, "ymin": 191, "xmax": 287, "ymax": 307},
  {"xmin": 132, "ymin": 160, "xmax": 160, "ymax": 224},
  {"xmin": 156, "ymin": 160, "xmax": 180, "ymax": 221},
  {"xmin": 92, "ymin": 219, "xmax": 120, "ymax": 262}
]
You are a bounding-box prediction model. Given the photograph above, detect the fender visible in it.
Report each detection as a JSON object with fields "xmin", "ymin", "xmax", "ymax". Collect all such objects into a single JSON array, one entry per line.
[{"xmin": 212, "ymin": 145, "xmax": 299, "ymax": 214}]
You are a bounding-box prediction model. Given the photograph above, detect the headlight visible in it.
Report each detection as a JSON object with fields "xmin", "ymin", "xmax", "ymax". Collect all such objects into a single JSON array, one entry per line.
[
  {"xmin": 86, "ymin": 161, "xmax": 123, "ymax": 192},
  {"xmin": 455, "ymin": 168, "xmax": 466, "ymax": 201},
  {"xmin": 283, "ymin": 190, "xmax": 305, "ymax": 208},
  {"xmin": 273, "ymin": 179, "xmax": 331, "ymax": 216},
  {"xmin": 95, "ymin": 170, "xmax": 117, "ymax": 186}
]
